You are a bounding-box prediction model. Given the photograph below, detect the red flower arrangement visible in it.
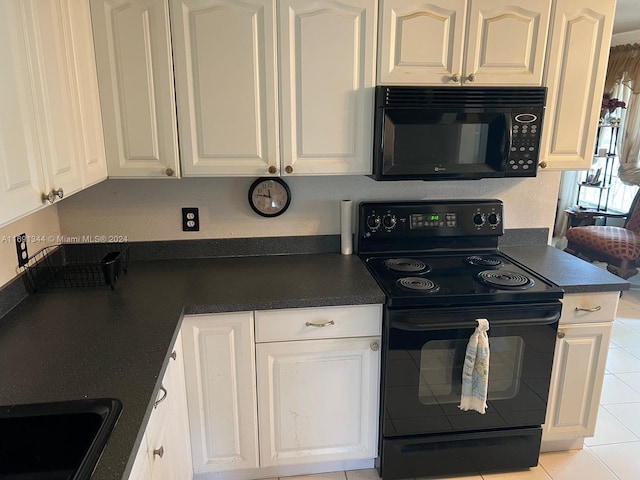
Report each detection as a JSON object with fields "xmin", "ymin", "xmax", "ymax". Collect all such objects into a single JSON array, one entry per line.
[{"xmin": 602, "ymin": 92, "xmax": 626, "ymax": 114}]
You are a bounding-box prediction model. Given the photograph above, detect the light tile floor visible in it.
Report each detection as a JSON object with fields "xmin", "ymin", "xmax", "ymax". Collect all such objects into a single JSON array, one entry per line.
[{"xmin": 261, "ymin": 273, "xmax": 640, "ymax": 480}]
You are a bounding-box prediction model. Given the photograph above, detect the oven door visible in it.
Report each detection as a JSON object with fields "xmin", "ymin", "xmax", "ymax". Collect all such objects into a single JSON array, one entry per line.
[{"xmin": 383, "ymin": 302, "xmax": 560, "ymax": 438}]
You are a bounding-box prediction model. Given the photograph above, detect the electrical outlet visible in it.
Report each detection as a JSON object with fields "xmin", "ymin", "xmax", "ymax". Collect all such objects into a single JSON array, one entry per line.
[
  {"xmin": 182, "ymin": 208, "xmax": 200, "ymax": 232},
  {"xmin": 15, "ymin": 233, "xmax": 29, "ymax": 267}
]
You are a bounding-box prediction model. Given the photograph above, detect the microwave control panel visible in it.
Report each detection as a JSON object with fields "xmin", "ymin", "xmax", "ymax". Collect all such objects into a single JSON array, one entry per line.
[{"xmin": 507, "ymin": 112, "xmax": 542, "ymax": 175}]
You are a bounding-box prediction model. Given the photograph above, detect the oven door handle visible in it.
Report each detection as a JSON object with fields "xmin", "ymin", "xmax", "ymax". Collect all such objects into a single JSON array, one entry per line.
[{"xmin": 390, "ymin": 311, "xmax": 560, "ymax": 332}]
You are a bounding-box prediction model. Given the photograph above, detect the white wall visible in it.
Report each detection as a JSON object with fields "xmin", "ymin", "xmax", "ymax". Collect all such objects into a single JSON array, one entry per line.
[
  {"xmin": 612, "ymin": 29, "xmax": 640, "ymax": 46},
  {"xmin": 57, "ymin": 173, "xmax": 562, "ymax": 242},
  {"xmin": 0, "ymin": 206, "xmax": 61, "ymax": 288}
]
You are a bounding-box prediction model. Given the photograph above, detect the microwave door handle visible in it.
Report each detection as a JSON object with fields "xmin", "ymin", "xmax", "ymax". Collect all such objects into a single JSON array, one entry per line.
[{"xmin": 504, "ymin": 114, "xmax": 513, "ymax": 166}]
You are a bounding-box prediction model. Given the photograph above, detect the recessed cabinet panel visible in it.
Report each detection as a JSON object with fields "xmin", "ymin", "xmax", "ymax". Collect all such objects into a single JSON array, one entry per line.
[
  {"xmin": 540, "ymin": 0, "xmax": 615, "ymax": 170},
  {"xmin": 279, "ymin": 0, "xmax": 375, "ymax": 175},
  {"xmin": 378, "ymin": 0, "xmax": 466, "ymax": 84},
  {"xmin": 0, "ymin": 1, "xmax": 45, "ymax": 226},
  {"xmin": 543, "ymin": 322, "xmax": 612, "ymax": 440},
  {"xmin": 172, "ymin": 0, "xmax": 279, "ymax": 176},
  {"xmin": 91, "ymin": 0, "xmax": 180, "ymax": 177},
  {"xmin": 181, "ymin": 312, "xmax": 259, "ymax": 474},
  {"xmin": 256, "ymin": 336, "xmax": 380, "ymax": 466},
  {"xmin": 465, "ymin": 0, "xmax": 551, "ymax": 85}
]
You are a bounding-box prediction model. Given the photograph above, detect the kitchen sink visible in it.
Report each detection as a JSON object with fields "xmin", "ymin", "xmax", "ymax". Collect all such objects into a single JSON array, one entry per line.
[{"xmin": 0, "ymin": 397, "xmax": 122, "ymax": 480}]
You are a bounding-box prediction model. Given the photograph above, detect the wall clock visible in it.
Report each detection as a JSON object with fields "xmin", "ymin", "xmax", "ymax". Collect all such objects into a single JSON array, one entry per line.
[{"xmin": 248, "ymin": 177, "xmax": 291, "ymax": 217}]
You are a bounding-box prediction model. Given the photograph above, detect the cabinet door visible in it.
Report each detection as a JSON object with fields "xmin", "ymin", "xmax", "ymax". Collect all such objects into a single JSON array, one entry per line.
[
  {"xmin": 279, "ymin": 0, "xmax": 376, "ymax": 175},
  {"xmin": 128, "ymin": 432, "xmax": 153, "ymax": 480},
  {"xmin": 377, "ymin": 0, "xmax": 466, "ymax": 85},
  {"xmin": 165, "ymin": 331, "xmax": 193, "ymax": 480},
  {"xmin": 543, "ymin": 322, "xmax": 612, "ymax": 441},
  {"xmin": 256, "ymin": 336, "xmax": 380, "ymax": 466},
  {"xmin": 181, "ymin": 312, "xmax": 259, "ymax": 473},
  {"xmin": 171, "ymin": 0, "xmax": 279, "ymax": 177},
  {"xmin": 64, "ymin": 0, "xmax": 108, "ymax": 187},
  {"xmin": 539, "ymin": 0, "xmax": 615, "ymax": 170},
  {"xmin": 22, "ymin": 0, "xmax": 84, "ymax": 197},
  {"xmin": 91, "ymin": 0, "xmax": 180, "ymax": 178},
  {"xmin": 464, "ymin": 0, "xmax": 551, "ymax": 86},
  {"xmin": 147, "ymin": 387, "xmax": 176, "ymax": 480},
  {"xmin": 0, "ymin": 1, "xmax": 46, "ymax": 227}
]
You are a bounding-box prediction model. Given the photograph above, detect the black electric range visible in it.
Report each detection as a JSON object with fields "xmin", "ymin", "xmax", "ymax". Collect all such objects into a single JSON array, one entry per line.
[{"xmin": 357, "ymin": 200, "xmax": 564, "ymax": 480}]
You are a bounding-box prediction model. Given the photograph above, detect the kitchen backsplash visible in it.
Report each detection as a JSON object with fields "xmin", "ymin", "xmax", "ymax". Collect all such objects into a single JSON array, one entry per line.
[{"xmin": 56, "ymin": 174, "xmax": 562, "ymax": 242}]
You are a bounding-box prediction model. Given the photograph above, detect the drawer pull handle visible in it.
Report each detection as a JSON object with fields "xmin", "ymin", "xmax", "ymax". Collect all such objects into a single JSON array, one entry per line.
[
  {"xmin": 154, "ymin": 385, "xmax": 167, "ymax": 408},
  {"xmin": 153, "ymin": 446, "xmax": 164, "ymax": 458},
  {"xmin": 575, "ymin": 305, "xmax": 602, "ymax": 312},
  {"xmin": 305, "ymin": 320, "xmax": 335, "ymax": 327}
]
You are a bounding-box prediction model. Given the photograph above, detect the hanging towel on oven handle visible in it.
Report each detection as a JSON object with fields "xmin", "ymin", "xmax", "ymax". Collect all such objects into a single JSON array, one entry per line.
[{"xmin": 459, "ymin": 318, "xmax": 490, "ymax": 414}]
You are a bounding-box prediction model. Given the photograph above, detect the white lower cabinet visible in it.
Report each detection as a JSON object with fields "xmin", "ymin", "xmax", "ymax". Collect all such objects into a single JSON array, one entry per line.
[
  {"xmin": 129, "ymin": 331, "xmax": 193, "ymax": 479},
  {"xmin": 181, "ymin": 304, "xmax": 382, "ymax": 479},
  {"xmin": 542, "ymin": 292, "xmax": 618, "ymax": 451}
]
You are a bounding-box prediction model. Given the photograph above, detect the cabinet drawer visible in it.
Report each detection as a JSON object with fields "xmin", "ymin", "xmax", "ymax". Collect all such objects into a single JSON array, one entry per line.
[
  {"xmin": 255, "ymin": 304, "xmax": 382, "ymax": 343},
  {"xmin": 560, "ymin": 292, "xmax": 619, "ymax": 324}
]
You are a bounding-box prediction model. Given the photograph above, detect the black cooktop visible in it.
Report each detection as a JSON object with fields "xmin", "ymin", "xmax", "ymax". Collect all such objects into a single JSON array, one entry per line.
[{"xmin": 363, "ymin": 251, "xmax": 563, "ymax": 307}]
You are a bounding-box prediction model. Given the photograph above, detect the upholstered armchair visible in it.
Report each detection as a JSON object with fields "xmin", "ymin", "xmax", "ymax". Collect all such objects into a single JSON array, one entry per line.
[{"xmin": 565, "ymin": 190, "xmax": 640, "ymax": 279}]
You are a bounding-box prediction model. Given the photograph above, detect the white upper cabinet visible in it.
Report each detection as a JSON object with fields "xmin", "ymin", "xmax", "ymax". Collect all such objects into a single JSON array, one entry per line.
[
  {"xmin": 91, "ymin": 0, "xmax": 180, "ymax": 178},
  {"xmin": 377, "ymin": 0, "xmax": 467, "ymax": 84},
  {"xmin": 172, "ymin": 0, "xmax": 376, "ymax": 177},
  {"xmin": 539, "ymin": 0, "xmax": 616, "ymax": 171},
  {"xmin": 278, "ymin": 0, "xmax": 377, "ymax": 175},
  {"xmin": 65, "ymin": 0, "xmax": 109, "ymax": 187},
  {"xmin": 23, "ymin": 0, "xmax": 85, "ymax": 197},
  {"xmin": 0, "ymin": 2, "xmax": 46, "ymax": 227},
  {"xmin": 378, "ymin": 0, "xmax": 552, "ymax": 86},
  {"xmin": 1, "ymin": 0, "xmax": 107, "ymax": 228},
  {"xmin": 171, "ymin": 0, "xmax": 279, "ymax": 177}
]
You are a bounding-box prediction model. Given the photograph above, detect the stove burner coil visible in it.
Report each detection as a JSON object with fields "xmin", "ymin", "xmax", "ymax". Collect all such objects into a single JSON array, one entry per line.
[
  {"xmin": 384, "ymin": 258, "xmax": 431, "ymax": 274},
  {"xmin": 397, "ymin": 277, "xmax": 440, "ymax": 292},
  {"xmin": 477, "ymin": 270, "xmax": 534, "ymax": 290},
  {"xmin": 465, "ymin": 255, "xmax": 503, "ymax": 268}
]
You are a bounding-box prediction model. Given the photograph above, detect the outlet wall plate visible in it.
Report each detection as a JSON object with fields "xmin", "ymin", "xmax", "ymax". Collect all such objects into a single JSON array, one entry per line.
[
  {"xmin": 182, "ymin": 208, "xmax": 200, "ymax": 232},
  {"xmin": 16, "ymin": 233, "xmax": 29, "ymax": 267}
]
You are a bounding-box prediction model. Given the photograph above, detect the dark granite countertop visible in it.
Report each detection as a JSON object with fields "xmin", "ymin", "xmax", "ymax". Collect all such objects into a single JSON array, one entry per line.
[
  {"xmin": 501, "ymin": 245, "xmax": 630, "ymax": 293},
  {"xmin": 0, "ymin": 253, "xmax": 384, "ymax": 480},
  {"xmin": 0, "ymin": 239, "xmax": 630, "ymax": 480}
]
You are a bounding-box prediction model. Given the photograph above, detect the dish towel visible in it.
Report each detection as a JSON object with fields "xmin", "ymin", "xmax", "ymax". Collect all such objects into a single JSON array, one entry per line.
[{"xmin": 459, "ymin": 318, "xmax": 490, "ymax": 414}]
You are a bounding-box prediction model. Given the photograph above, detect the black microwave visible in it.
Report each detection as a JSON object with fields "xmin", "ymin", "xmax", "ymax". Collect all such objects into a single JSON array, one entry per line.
[{"xmin": 371, "ymin": 86, "xmax": 547, "ymax": 181}]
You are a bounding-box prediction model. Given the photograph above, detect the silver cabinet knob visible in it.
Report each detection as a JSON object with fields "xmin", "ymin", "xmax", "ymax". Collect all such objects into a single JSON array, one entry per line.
[
  {"xmin": 153, "ymin": 446, "xmax": 164, "ymax": 458},
  {"xmin": 370, "ymin": 342, "xmax": 380, "ymax": 351},
  {"xmin": 164, "ymin": 167, "xmax": 175, "ymax": 177},
  {"xmin": 557, "ymin": 331, "xmax": 566, "ymax": 339},
  {"xmin": 451, "ymin": 73, "xmax": 460, "ymax": 83},
  {"xmin": 466, "ymin": 73, "xmax": 476, "ymax": 83},
  {"xmin": 170, "ymin": 351, "xmax": 177, "ymax": 361},
  {"xmin": 42, "ymin": 188, "xmax": 64, "ymax": 204}
]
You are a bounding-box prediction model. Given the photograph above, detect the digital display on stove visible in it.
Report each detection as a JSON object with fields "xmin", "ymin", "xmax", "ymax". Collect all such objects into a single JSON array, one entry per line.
[{"xmin": 411, "ymin": 212, "xmax": 457, "ymax": 228}]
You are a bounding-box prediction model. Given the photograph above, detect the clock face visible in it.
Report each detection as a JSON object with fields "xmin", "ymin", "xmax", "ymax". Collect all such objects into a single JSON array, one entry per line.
[{"xmin": 248, "ymin": 178, "xmax": 291, "ymax": 217}]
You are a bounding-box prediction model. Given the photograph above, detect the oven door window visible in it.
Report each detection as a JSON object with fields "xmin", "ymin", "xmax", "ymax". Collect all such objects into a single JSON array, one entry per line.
[
  {"xmin": 383, "ymin": 305, "xmax": 559, "ymax": 438},
  {"xmin": 419, "ymin": 336, "xmax": 524, "ymax": 406},
  {"xmin": 381, "ymin": 110, "xmax": 508, "ymax": 177}
]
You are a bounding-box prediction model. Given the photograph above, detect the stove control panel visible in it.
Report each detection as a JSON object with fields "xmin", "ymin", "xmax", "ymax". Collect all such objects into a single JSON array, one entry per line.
[{"xmin": 358, "ymin": 200, "xmax": 504, "ymax": 252}]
